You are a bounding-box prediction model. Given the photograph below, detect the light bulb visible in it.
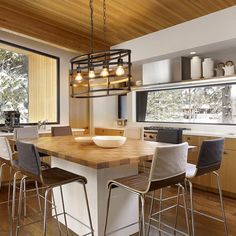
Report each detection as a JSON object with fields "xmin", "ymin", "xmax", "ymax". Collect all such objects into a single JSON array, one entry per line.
[
  {"xmin": 89, "ymin": 68, "xmax": 96, "ymax": 78},
  {"xmin": 75, "ymin": 72, "xmax": 83, "ymax": 81},
  {"xmin": 100, "ymin": 66, "xmax": 109, "ymax": 77},
  {"xmin": 116, "ymin": 58, "xmax": 125, "ymax": 76},
  {"xmin": 116, "ymin": 65, "xmax": 125, "ymax": 76}
]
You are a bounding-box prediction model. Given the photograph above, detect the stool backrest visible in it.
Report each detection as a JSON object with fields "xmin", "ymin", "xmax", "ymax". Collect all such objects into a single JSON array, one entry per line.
[
  {"xmin": 196, "ymin": 138, "xmax": 224, "ymax": 176},
  {"xmin": 124, "ymin": 127, "xmax": 143, "ymax": 140},
  {"xmin": 51, "ymin": 126, "xmax": 72, "ymax": 136},
  {"xmin": 0, "ymin": 137, "xmax": 13, "ymax": 162},
  {"xmin": 16, "ymin": 141, "xmax": 42, "ymax": 181},
  {"xmin": 14, "ymin": 126, "xmax": 39, "ymax": 140},
  {"xmin": 157, "ymin": 129, "xmax": 183, "ymax": 144},
  {"xmin": 149, "ymin": 142, "xmax": 188, "ymax": 182}
]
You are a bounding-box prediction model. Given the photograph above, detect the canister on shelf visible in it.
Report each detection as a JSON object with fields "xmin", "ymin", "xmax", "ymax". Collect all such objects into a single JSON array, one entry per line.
[
  {"xmin": 191, "ymin": 56, "xmax": 202, "ymax": 79},
  {"xmin": 202, "ymin": 58, "xmax": 214, "ymax": 78}
]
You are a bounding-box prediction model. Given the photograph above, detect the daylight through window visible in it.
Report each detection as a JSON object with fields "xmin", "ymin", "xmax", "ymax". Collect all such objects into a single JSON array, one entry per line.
[
  {"xmin": 0, "ymin": 42, "xmax": 59, "ymax": 125},
  {"xmin": 136, "ymin": 84, "xmax": 236, "ymax": 124}
]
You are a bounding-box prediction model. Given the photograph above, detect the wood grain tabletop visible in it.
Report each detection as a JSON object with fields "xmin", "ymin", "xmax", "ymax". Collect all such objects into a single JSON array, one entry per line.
[{"xmin": 12, "ymin": 136, "xmax": 196, "ymax": 169}]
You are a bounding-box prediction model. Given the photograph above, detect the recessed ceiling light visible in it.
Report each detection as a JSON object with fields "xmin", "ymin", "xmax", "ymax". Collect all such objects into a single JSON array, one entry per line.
[{"xmin": 190, "ymin": 51, "xmax": 196, "ymax": 55}]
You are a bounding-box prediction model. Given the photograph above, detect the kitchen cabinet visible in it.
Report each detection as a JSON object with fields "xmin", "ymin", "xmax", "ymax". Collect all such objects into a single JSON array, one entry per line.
[
  {"xmin": 95, "ymin": 128, "xmax": 124, "ymax": 136},
  {"xmin": 183, "ymin": 134, "xmax": 236, "ymax": 197}
]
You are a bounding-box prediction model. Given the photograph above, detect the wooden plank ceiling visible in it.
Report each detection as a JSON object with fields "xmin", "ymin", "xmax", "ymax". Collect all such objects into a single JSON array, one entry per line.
[{"xmin": 0, "ymin": 0, "xmax": 236, "ymax": 53}]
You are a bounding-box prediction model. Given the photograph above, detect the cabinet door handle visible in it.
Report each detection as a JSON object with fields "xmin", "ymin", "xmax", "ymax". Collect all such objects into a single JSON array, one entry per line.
[{"xmin": 223, "ymin": 151, "xmax": 228, "ymax": 155}]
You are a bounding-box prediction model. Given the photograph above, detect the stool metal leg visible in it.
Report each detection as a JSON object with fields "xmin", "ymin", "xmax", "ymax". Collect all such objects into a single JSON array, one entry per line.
[
  {"xmin": 146, "ymin": 191, "xmax": 155, "ymax": 236},
  {"xmin": 158, "ymin": 188, "xmax": 163, "ymax": 235},
  {"xmin": 35, "ymin": 181, "xmax": 42, "ymax": 214},
  {"xmin": 82, "ymin": 183, "xmax": 94, "ymax": 236},
  {"xmin": 186, "ymin": 179, "xmax": 195, "ymax": 236},
  {"xmin": 174, "ymin": 185, "xmax": 181, "ymax": 235},
  {"xmin": 140, "ymin": 194, "xmax": 145, "ymax": 236},
  {"xmin": 59, "ymin": 185, "xmax": 69, "ymax": 236},
  {"xmin": 16, "ymin": 176, "xmax": 27, "ymax": 236},
  {"xmin": 0, "ymin": 162, "xmax": 6, "ymax": 189},
  {"xmin": 43, "ymin": 187, "xmax": 51, "ymax": 236},
  {"xmin": 180, "ymin": 184, "xmax": 190, "ymax": 236},
  {"xmin": 104, "ymin": 184, "xmax": 112, "ymax": 236},
  {"xmin": 11, "ymin": 171, "xmax": 20, "ymax": 236},
  {"xmin": 213, "ymin": 171, "xmax": 228, "ymax": 236},
  {"xmin": 7, "ymin": 167, "xmax": 13, "ymax": 208},
  {"xmin": 52, "ymin": 190, "xmax": 62, "ymax": 236},
  {"xmin": 23, "ymin": 178, "xmax": 27, "ymax": 217}
]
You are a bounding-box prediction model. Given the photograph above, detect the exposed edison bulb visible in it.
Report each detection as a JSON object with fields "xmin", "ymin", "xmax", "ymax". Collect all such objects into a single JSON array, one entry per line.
[
  {"xmin": 116, "ymin": 65, "xmax": 125, "ymax": 76},
  {"xmin": 116, "ymin": 58, "xmax": 125, "ymax": 76},
  {"xmin": 75, "ymin": 72, "xmax": 83, "ymax": 81},
  {"xmin": 89, "ymin": 68, "xmax": 96, "ymax": 78},
  {"xmin": 100, "ymin": 66, "xmax": 109, "ymax": 77}
]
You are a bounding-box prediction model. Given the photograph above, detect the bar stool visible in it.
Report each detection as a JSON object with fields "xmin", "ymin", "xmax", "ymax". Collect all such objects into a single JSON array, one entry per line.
[
  {"xmin": 0, "ymin": 137, "xmax": 42, "ymax": 234},
  {"xmin": 104, "ymin": 142, "xmax": 190, "ymax": 236},
  {"xmin": 14, "ymin": 126, "xmax": 39, "ymax": 140},
  {"xmin": 15, "ymin": 141, "xmax": 94, "ymax": 236},
  {"xmin": 51, "ymin": 126, "xmax": 72, "ymax": 136},
  {"xmin": 185, "ymin": 138, "xmax": 228, "ymax": 236},
  {"xmin": 13, "ymin": 126, "xmax": 50, "ymax": 218},
  {"xmin": 0, "ymin": 137, "xmax": 15, "ymax": 205}
]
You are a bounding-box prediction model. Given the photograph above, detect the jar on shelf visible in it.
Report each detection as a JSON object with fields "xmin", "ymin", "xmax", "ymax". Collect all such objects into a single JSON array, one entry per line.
[
  {"xmin": 202, "ymin": 58, "xmax": 214, "ymax": 78},
  {"xmin": 191, "ymin": 56, "xmax": 202, "ymax": 79}
]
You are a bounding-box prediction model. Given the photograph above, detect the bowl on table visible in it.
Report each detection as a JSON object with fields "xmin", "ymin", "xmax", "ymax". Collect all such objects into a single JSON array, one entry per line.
[{"xmin": 92, "ymin": 136, "xmax": 127, "ymax": 148}]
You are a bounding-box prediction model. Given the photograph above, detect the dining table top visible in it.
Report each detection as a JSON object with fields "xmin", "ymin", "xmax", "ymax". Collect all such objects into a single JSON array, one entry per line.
[{"xmin": 11, "ymin": 136, "xmax": 196, "ymax": 169}]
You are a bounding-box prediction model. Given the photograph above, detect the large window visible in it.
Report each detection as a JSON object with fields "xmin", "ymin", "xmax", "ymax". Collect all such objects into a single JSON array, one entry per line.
[
  {"xmin": 0, "ymin": 40, "xmax": 59, "ymax": 125},
  {"xmin": 136, "ymin": 84, "xmax": 236, "ymax": 124}
]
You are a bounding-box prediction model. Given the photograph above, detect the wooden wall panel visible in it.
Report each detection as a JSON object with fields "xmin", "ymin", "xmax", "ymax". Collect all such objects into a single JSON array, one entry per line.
[
  {"xmin": 69, "ymin": 97, "xmax": 89, "ymax": 129},
  {"xmin": 28, "ymin": 54, "xmax": 57, "ymax": 123}
]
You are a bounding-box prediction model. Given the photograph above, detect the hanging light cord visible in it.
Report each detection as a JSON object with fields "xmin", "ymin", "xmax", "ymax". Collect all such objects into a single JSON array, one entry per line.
[
  {"xmin": 90, "ymin": 0, "xmax": 94, "ymax": 53},
  {"xmin": 103, "ymin": 0, "xmax": 106, "ymax": 46}
]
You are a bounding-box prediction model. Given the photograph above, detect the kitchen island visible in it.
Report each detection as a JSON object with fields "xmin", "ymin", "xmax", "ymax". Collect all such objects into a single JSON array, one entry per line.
[{"xmin": 19, "ymin": 136, "xmax": 195, "ymax": 236}]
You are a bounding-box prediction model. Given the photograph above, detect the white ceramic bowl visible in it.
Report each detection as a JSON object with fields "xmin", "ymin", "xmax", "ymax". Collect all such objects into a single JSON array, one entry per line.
[
  {"xmin": 92, "ymin": 136, "xmax": 127, "ymax": 148},
  {"xmin": 74, "ymin": 137, "xmax": 93, "ymax": 143}
]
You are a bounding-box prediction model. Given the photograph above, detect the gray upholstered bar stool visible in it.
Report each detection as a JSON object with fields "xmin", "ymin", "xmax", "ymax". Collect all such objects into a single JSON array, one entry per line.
[
  {"xmin": 15, "ymin": 141, "xmax": 94, "ymax": 236},
  {"xmin": 0, "ymin": 138, "xmax": 42, "ymax": 229},
  {"xmin": 13, "ymin": 126, "xmax": 50, "ymax": 218},
  {"xmin": 51, "ymin": 126, "xmax": 72, "ymax": 136},
  {"xmin": 104, "ymin": 143, "xmax": 190, "ymax": 236},
  {"xmin": 185, "ymin": 138, "xmax": 228, "ymax": 236}
]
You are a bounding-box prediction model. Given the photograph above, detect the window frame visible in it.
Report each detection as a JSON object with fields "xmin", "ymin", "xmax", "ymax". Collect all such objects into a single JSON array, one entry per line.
[
  {"xmin": 136, "ymin": 82, "xmax": 236, "ymax": 126},
  {"xmin": 0, "ymin": 39, "xmax": 60, "ymax": 126}
]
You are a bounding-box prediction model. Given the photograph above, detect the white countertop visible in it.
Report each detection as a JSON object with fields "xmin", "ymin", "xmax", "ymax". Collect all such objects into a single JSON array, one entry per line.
[
  {"xmin": 0, "ymin": 128, "xmax": 85, "ymax": 137},
  {"xmin": 94, "ymin": 125, "xmax": 236, "ymax": 138},
  {"xmin": 183, "ymin": 130, "xmax": 236, "ymax": 138}
]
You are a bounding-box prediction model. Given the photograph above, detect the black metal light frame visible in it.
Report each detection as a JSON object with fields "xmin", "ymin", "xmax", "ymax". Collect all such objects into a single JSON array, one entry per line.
[{"xmin": 69, "ymin": 49, "xmax": 132, "ymax": 98}]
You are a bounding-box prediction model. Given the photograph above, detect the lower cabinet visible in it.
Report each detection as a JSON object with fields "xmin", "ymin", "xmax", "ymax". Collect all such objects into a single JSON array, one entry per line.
[
  {"xmin": 211, "ymin": 149, "xmax": 236, "ymax": 194},
  {"xmin": 183, "ymin": 134, "xmax": 236, "ymax": 197},
  {"xmin": 95, "ymin": 128, "xmax": 124, "ymax": 136}
]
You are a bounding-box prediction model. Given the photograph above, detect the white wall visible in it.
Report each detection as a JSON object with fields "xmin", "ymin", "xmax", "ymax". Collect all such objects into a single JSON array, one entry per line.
[
  {"xmin": 112, "ymin": 6, "xmax": 236, "ymax": 63},
  {"xmin": 0, "ymin": 30, "xmax": 76, "ymax": 126},
  {"xmin": 108, "ymin": 6, "xmax": 236, "ymax": 133}
]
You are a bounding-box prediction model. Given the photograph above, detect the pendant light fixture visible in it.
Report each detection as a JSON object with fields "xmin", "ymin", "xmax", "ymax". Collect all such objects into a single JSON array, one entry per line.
[{"xmin": 69, "ymin": 0, "xmax": 132, "ymax": 98}]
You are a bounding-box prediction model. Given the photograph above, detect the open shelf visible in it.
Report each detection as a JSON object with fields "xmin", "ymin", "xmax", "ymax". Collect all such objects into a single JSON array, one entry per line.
[{"xmin": 132, "ymin": 75, "xmax": 236, "ymax": 91}]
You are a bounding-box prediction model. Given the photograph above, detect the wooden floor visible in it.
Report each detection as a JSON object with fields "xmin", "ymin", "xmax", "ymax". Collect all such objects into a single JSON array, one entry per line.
[{"xmin": 0, "ymin": 184, "xmax": 235, "ymax": 236}]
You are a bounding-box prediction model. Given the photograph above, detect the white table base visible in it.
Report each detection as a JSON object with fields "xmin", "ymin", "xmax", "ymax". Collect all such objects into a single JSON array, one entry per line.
[{"xmin": 51, "ymin": 157, "xmax": 139, "ymax": 236}]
